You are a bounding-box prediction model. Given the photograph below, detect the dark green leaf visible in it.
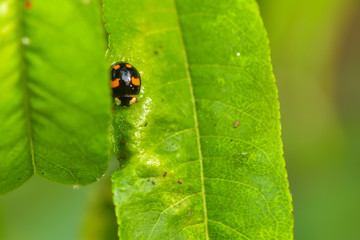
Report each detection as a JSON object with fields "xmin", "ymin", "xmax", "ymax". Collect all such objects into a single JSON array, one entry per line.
[
  {"xmin": 105, "ymin": 0, "xmax": 293, "ymax": 238},
  {"xmin": 0, "ymin": 0, "xmax": 111, "ymax": 194}
]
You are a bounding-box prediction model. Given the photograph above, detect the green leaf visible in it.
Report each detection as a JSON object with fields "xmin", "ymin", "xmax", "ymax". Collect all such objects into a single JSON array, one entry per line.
[
  {"xmin": 105, "ymin": 0, "xmax": 293, "ymax": 239},
  {"xmin": 0, "ymin": 0, "xmax": 111, "ymax": 194}
]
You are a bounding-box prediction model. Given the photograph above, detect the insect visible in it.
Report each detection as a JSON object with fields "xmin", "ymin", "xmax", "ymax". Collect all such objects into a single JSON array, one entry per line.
[{"xmin": 110, "ymin": 62, "xmax": 141, "ymax": 106}]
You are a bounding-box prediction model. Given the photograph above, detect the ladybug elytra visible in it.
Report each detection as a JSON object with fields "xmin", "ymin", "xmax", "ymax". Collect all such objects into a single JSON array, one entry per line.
[{"xmin": 110, "ymin": 62, "xmax": 141, "ymax": 106}]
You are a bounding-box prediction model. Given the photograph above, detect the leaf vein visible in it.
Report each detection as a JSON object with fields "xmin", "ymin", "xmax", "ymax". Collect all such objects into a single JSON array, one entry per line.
[
  {"xmin": 204, "ymin": 177, "xmax": 279, "ymax": 233},
  {"xmin": 174, "ymin": 159, "xmax": 200, "ymax": 170},
  {"xmin": 195, "ymin": 98, "xmax": 262, "ymax": 123},
  {"xmin": 190, "ymin": 63, "xmax": 271, "ymax": 102},
  {"xmin": 146, "ymin": 192, "xmax": 200, "ymax": 239},
  {"xmin": 179, "ymin": 12, "xmax": 260, "ymax": 53},
  {"xmin": 169, "ymin": 222, "xmax": 205, "ymax": 239},
  {"xmin": 19, "ymin": 2, "xmax": 36, "ymax": 174},
  {"xmin": 36, "ymin": 154, "xmax": 79, "ymax": 183},
  {"xmin": 148, "ymin": 127, "xmax": 196, "ymax": 152},
  {"xmin": 208, "ymin": 219, "xmax": 250, "ymax": 239},
  {"xmin": 201, "ymin": 135, "xmax": 278, "ymax": 176},
  {"xmin": 173, "ymin": 1, "xmax": 209, "ymax": 239}
]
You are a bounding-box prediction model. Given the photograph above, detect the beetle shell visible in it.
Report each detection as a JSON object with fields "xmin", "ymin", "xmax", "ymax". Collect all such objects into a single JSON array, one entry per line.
[{"xmin": 110, "ymin": 62, "xmax": 141, "ymax": 106}]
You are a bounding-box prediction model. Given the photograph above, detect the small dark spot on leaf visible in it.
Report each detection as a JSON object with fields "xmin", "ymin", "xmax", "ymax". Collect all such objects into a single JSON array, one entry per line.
[
  {"xmin": 25, "ymin": 1, "xmax": 32, "ymax": 9},
  {"xmin": 111, "ymin": 108, "xmax": 114, "ymax": 113},
  {"xmin": 234, "ymin": 121, "xmax": 240, "ymax": 128},
  {"xmin": 120, "ymin": 153, "xmax": 125, "ymax": 159},
  {"xmin": 230, "ymin": 139, "xmax": 233, "ymax": 141},
  {"xmin": 159, "ymin": 45, "xmax": 163, "ymax": 49},
  {"xmin": 144, "ymin": 122, "xmax": 148, "ymax": 127},
  {"xmin": 162, "ymin": 99, "xmax": 164, "ymax": 102},
  {"xmin": 120, "ymin": 140, "xmax": 125, "ymax": 145},
  {"xmin": 151, "ymin": 181, "xmax": 155, "ymax": 185},
  {"xmin": 154, "ymin": 50, "xmax": 159, "ymax": 55},
  {"xmin": 163, "ymin": 172, "xmax": 167, "ymax": 177},
  {"xmin": 178, "ymin": 180, "xmax": 183, "ymax": 184},
  {"xmin": 147, "ymin": 178, "xmax": 150, "ymax": 182},
  {"xmin": 41, "ymin": 172, "xmax": 44, "ymax": 175}
]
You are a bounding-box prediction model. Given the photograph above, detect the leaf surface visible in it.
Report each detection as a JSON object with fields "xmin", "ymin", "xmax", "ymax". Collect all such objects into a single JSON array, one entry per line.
[
  {"xmin": 104, "ymin": 0, "xmax": 293, "ymax": 239},
  {"xmin": 0, "ymin": 0, "xmax": 111, "ymax": 194}
]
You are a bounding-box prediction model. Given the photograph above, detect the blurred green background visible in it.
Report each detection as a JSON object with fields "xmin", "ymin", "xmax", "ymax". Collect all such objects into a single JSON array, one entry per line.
[
  {"xmin": 1, "ymin": 0, "xmax": 359, "ymax": 239},
  {"xmin": 258, "ymin": 0, "xmax": 360, "ymax": 239}
]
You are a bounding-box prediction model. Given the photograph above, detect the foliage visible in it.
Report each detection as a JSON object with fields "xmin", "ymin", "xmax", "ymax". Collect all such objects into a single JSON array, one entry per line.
[
  {"xmin": 104, "ymin": 0, "xmax": 293, "ymax": 239},
  {"xmin": 0, "ymin": 0, "xmax": 111, "ymax": 194}
]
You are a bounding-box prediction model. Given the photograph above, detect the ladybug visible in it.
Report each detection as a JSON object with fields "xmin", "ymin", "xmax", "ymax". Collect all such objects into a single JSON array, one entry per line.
[{"xmin": 110, "ymin": 62, "xmax": 141, "ymax": 106}]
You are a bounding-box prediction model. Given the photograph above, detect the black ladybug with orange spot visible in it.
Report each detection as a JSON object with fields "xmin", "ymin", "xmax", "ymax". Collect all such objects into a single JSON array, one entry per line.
[{"xmin": 110, "ymin": 62, "xmax": 141, "ymax": 106}]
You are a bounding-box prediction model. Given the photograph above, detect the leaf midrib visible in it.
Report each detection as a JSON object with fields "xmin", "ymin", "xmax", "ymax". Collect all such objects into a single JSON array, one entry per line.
[
  {"xmin": 19, "ymin": 3, "xmax": 36, "ymax": 174},
  {"xmin": 173, "ymin": 0, "xmax": 209, "ymax": 239}
]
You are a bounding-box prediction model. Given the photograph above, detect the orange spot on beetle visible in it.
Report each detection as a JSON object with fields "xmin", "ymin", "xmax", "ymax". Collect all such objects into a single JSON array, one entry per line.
[
  {"xmin": 131, "ymin": 77, "xmax": 140, "ymax": 86},
  {"xmin": 125, "ymin": 64, "xmax": 132, "ymax": 68},
  {"xmin": 113, "ymin": 65, "xmax": 120, "ymax": 70},
  {"xmin": 111, "ymin": 79, "xmax": 119, "ymax": 88}
]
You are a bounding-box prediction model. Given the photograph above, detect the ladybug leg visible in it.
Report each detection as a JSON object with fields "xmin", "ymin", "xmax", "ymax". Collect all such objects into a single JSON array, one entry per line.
[
  {"xmin": 114, "ymin": 97, "xmax": 121, "ymax": 105},
  {"xmin": 129, "ymin": 95, "xmax": 137, "ymax": 105}
]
